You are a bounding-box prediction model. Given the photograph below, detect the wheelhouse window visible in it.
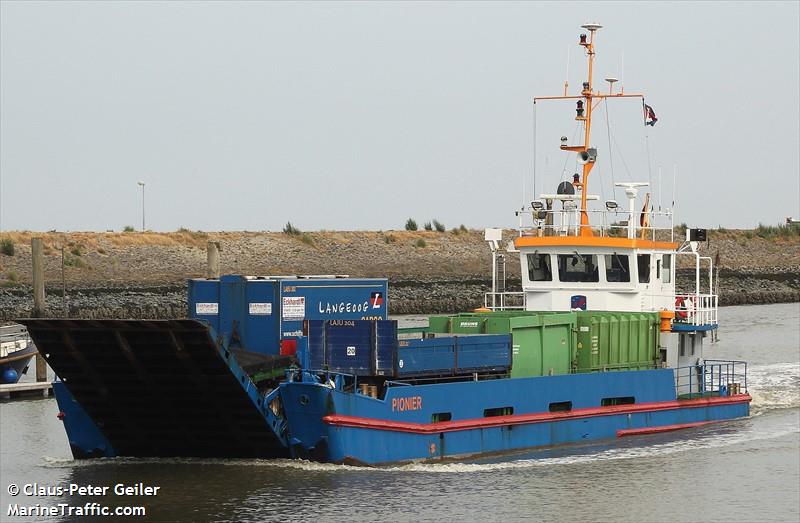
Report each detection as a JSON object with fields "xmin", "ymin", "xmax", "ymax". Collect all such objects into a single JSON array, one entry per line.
[
  {"xmin": 527, "ymin": 253, "xmax": 552, "ymax": 282},
  {"xmin": 637, "ymin": 254, "xmax": 651, "ymax": 283},
  {"xmin": 604, "ymin": 254, "xmax": 630, "ymax": 283},
  {"xmin": 662, "ymin": 254, "xmax": 672, "ymax": 283},
  {"xmin": 558, "ymin": 254, "xmax": 599, "ymax": 283}
]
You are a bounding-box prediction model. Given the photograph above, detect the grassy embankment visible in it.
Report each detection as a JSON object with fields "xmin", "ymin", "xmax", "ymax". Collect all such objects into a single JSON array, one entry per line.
[{"xmin": 1, "ymin": 224, "xmax": 798, "ymax": 288}]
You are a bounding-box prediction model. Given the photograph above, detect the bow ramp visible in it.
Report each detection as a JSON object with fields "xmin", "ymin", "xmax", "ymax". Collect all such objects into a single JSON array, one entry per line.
[{"xmin": 18, "ymin": 319, "xmax": 289, "ymax": 459}]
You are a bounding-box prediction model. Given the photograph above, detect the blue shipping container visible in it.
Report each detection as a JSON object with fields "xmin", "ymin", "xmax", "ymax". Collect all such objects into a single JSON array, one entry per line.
[
  {"xmin": 324, "ymin": 320, "xmax": 373, "ymax": 375},
  {"xmin": 214, "ymin": 276, "xmax": 280, "ymax": 355},
  {"xmin": 305, "ymin": 320, "xmax": 397, "ymax": 376},
  {"xmin": 374, "ymin": 321, "xmax": 396, "ymax": 376},
  {"xmin": 305, "ymin": 320, "xmax": 326, "ymax": 370},
  {"xmin": 396, "ymin": 337, "xmax": 456, "ymax": 377},
  {"xmin": 188, "ymin": 279, "xmax": 221, "ymax": 335},
  {"xmin": 219, "ymin": 275, "xmax": 247, "ymax": 350},
  {"xmin": 395, "ymin": 335, "xmax": 512, "ymax": 378},
  {"xmin": 188, "ymin": 276, "xmax": 388, "ymax": 355},
  {"xmin": 456, "ymin": 334, "xmax": 512, "ymax": 373},
  {"xmin": 242, "ymin": 279, "xmax": 279, "ymax": 354},
  {"xmin": 279, "ymin": 279, "xmax": 388, "ymax": 339}
]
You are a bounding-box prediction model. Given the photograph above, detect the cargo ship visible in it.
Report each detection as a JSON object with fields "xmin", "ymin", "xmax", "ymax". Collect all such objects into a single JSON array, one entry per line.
[{"xmin": 20, "ymin": 23, "xmax": 750, "ymax": 464}]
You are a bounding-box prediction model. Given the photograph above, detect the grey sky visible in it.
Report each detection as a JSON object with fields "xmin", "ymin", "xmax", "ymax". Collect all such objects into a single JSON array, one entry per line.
[{"xmin": 1, "ymin": 1, "xmax": 798, "ymax": 232}]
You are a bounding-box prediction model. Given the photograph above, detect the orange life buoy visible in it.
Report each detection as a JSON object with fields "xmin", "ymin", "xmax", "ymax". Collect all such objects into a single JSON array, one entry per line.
[
  {"xmin": 675, "ymin": 296, "xmax": 687, "ymax": 319},
  {"xmin": 675, "ymin": 296, "xmax": 695, "ymax": 320}
]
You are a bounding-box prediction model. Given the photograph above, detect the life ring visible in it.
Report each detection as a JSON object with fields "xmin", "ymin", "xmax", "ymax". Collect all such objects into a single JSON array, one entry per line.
[{"xmin": 675, "ymin": 296, "xmax": 695, "ymax": 320}]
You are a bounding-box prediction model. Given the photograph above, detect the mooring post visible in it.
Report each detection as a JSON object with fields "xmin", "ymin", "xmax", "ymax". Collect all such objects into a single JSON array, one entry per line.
[
  {"xmin": 207, "ymin": 241, "xmax": 220, "ymax": 279},
  {"xmin": 31, "ymin": 237, "xmax": 48, "ymax": 383}
]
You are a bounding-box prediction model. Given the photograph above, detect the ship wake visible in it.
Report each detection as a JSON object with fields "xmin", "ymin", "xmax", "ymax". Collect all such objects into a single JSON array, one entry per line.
[
  {"xmin": 41, "ymin": 410, "xmax": 798, "ymax": 473},
  {"xmin": 748, "ymin": 362, "xmax": 800, "ymax": 414}
]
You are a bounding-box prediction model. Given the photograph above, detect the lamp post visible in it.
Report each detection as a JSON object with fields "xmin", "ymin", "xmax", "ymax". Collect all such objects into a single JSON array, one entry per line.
[{"xmin": 137, "ymin": 181, "xmax": 146, "ymax": 231}]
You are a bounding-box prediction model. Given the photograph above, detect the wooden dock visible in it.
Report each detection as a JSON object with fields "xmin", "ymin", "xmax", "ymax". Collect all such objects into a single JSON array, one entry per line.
[{"xmin": 0, "ymin": 381, "xmax": 53, "ymax": 399}]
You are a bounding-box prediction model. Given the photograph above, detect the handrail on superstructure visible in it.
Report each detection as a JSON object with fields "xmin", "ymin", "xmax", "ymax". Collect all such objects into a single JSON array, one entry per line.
[
  {"xmin": 673, "ymin": 246, "xmax": 719, "ymax": 327},
  {"xmin": 484, "ymin": 292, "xmax": 526, "ymax": 311},
  {"xmin": 517, "ymin": 207, "xmax": 675, "ymax": 241},
  {"xmin": 674, "ymin": 293, "xmax": 718, "ymax": 327}
]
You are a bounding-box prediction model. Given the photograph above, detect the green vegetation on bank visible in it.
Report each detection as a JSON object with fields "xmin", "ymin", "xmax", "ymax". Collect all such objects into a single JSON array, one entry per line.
[
  {"xmin": 406, "ymin": 218, "xmax": 448, "ymax": 232},
  {"xmin": 283, "ymin": 222, "xmax": 301, "ymax": 236},
  {"xmin": 670, "ymin": 223, "xmax": 798, "ymax": 240},
  {"xmin": 282, "ymin": 222, "xmax": 314, "ymax": 246},
  {"xmin": 754, "ymin": 223, "xmax": 800, "ymax": 239},
  {"xmin": 0, "ymin": 239, "xmax": 14, "ymax": 256}
]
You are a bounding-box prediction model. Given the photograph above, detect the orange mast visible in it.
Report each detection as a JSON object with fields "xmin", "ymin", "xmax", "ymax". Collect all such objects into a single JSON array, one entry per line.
[{"xmin": 534, "ymin": 24, "xmax": 645, "ymax": 237}]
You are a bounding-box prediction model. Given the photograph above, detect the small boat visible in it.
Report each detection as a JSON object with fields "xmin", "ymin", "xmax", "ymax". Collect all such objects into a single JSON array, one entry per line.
[{"xmin": 0, "ymin": 324, "xmax": 37, "ymax": 384}]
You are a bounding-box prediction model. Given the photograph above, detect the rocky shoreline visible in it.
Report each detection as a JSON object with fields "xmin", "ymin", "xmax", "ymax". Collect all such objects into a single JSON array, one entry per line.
[
  {"xmin": 1, "ymin": 229, "xmax": 798, "ymax": 320},
  {"xmin": 1, "ymin": 269, "xmax": 797, "ymax": 321}
]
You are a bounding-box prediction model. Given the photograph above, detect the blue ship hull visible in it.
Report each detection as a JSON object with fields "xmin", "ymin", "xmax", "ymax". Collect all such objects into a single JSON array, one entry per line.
[
  {"xmin": 0, "ymin": 344, "xmax": 37, "ymax": 384},
  {"xmin": 280, "ymin": 370, "xmax": 751, "ymax": 464},
  {"xmin": 21, "ymin": 312, "xmax": 750, "ymax": 465}
]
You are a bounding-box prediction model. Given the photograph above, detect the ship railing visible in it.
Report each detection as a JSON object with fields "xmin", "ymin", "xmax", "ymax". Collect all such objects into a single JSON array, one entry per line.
[
  {"xmin": 674, "ymin": 360, "xmax": 747, "ymax": 399},
  {"xmin": 484, "ymin": 292, "xmax": 526, "ymax": 311},
  {"xmin": 673, "ymin": 293, "xmax": 718, "ymax": 327},
  {"xmin": 299, "ymin": 369, "xmax": 356, "ymax": 385},
  {"xmin": 0, "ymin": 324, "xmax": 32, "ymax": 358},
  {"xmin": 387, "ymin": 371, "xmax": 510, "ymax": 387},
  {"xmin": 300, "ymin": 369, "xmax": 511, "ymax": 391},
  {"xmin": 515, "ymin": 207, "xmax": 675, "ymax": 242},
  {"xmin": 298, "ymin": 369, "xmax": 389, "ymax": 398}
]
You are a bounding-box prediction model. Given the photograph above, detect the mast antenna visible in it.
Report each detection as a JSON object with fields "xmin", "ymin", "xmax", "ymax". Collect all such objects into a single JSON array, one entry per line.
[
  {"xmin": 533, "ymin": 24, "xmax": 645, "ymax": 237},
  {"xmin": 532, "ymin": 101, "xmax": 537, "ymax": 202},
  {"xmin": 522, "ymin": 174, "xmax": 526, "ymax": 209},
  {"xmin": 672, "ymin": 164, "xmax": 677, "ymax": 210}
]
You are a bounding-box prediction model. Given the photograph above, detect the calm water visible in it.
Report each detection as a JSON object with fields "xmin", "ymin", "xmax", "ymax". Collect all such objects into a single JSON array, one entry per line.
[{"xmin": 1, "ymin": 303, "xmax": 798, "ymax": 522}]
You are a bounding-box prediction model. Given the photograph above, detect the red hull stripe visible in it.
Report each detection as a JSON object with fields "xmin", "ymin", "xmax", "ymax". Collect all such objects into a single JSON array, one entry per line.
[
  {"xmin": 616, "ymin": 421, "xmax": 712, "ymax": 438},
  {"xmin": 323, "ymin": 394, "xmax": 751, "ymax": 434}
]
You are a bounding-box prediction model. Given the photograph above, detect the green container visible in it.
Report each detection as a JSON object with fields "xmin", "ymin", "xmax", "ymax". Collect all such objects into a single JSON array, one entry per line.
[
  {"xmin": 485, "ymin": 313, "xmax": 576, "ymax": 378},
  {"xmin": 426, "ymin": 316, "xmax": 451, "ymax": 334},
  {"xmin": 449, "ymin": 316, "xmax": 486, "ymax": 334},
  {"xmin": 429, "ymin": 310, "xmax": 576, "ymax": 378},
  {"xmin": 420, "ymin": 310, "xmax": 659, "ymax": 377},
  {"xmin": 575, "ymin": 311, "xmax": 660, "ymax": 372}
]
